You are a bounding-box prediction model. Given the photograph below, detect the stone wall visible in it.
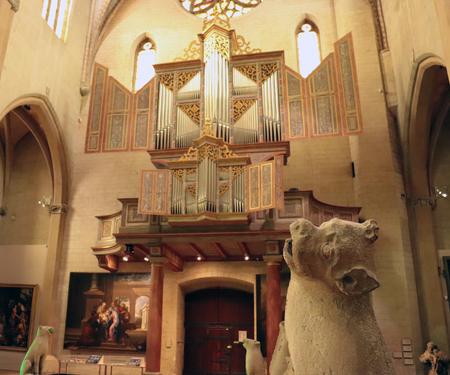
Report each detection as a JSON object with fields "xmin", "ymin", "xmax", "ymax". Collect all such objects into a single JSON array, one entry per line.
[{"xmin": 0, "ymin": 133, "xmax": 51, "ymax": 245}]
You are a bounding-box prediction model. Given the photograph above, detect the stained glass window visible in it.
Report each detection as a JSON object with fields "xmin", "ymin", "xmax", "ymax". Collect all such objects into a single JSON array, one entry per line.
[
  {"xmin": 180, "ymin": 0, "xmax": 263, "ymax": 20},
  {"xmin": 134, "ymin": 40, "xmax": 156, "ymax": 91},
  {"xmin": 297, "ymin": 22, "xmax": 321, "ymax": 78}
]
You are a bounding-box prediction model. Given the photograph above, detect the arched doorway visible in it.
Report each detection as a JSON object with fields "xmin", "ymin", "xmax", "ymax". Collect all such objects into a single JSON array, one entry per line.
[
  {"xmin": 0, "ymin": 95, "xmax": 67, "ymax": 357},
  {"xmin": 404, "ymin": 56, "xmax": 450, "ymax": 349},
  {"xmin": 183, "ymin": 288, "xmax": 254, "ymax": 375}
]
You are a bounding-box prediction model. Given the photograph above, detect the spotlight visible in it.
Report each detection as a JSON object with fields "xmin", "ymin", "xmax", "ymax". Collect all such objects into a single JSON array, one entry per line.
[
  {"xmin": 122, "ymin": 255, "xmax": 129, "ymax": 262},
  {"xmin": 435, "ymin": 185, "xmax": 449, "ymax": 199},
  {"xmin": 244, "ymin": 255, "xmax": 250, "ymax": 261},
  {"xmin": 38, "ymin": 196, "xmax": 52, "ymax": 208},
  {"xmin": 197, "ymin": 256, "xmax": 202, "ymax": 261},
  {"xmin": 125, "ymin": 244, "xmax": 135, "ymax": 255},
  {"xmin": 144, "ymin": 256, "xmax": 150, "ymax": 262}
]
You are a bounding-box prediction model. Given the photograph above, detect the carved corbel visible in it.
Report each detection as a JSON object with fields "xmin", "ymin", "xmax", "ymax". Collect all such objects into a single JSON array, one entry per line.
[{"xmin": 48, "ymin": 203, "xmax": 68, "ymax": 214}]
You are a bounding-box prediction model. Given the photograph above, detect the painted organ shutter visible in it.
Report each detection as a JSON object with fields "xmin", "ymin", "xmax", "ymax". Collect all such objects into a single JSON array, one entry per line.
[
  {"xmin": 132, "ymin": 79, "xmax": 155, "ymax": 150},
  {"xmin": 335, "ymin": 33, "xmax": 362, "ymax": 134},
  {"xmin": 246, "ymin": 159, "xmax": 279, "ymax": 212},
  {"xmin": 138, "ymin": 170, "xmax": 171, "ymax": 215},
  {"xmin": 286, "ymin": 68, "xmax": 308, "ymax": 139},
  {"xmin": 307, "ymin": 54, "xmax": 340, "ymax": 136},
  {"xmin": 86, "ymin": 64, "xmax": 107, "ymax": 152},
  {"xmin": 104, "ymin": 78, "xmax": 131, "ymax": 151}
]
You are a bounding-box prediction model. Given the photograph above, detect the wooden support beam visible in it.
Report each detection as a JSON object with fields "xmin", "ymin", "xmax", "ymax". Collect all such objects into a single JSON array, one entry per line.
[
  {"xmin": 213, "ymin": 242, "xmax": 228, "ymax": 259},
  {"xmin": 189, "ymin": 242, "xmax": 207, "ymax": 260},
  {"xmin": 237, "ymin": 242, "xmax": 251, "ymax": 260},
  {"xmin": 163, "ymin": 244, "xmax": 184, "ymax": 272}
]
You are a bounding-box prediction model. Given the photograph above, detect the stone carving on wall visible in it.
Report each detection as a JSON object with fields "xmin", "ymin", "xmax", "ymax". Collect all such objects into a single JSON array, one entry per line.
[
  {"xmin": 282, "ymin": 218, "xmax": 395, "ymax": 375},
  {"xmin": 419, "ymin": 342, "xmax": 449, "ymax": 375}
]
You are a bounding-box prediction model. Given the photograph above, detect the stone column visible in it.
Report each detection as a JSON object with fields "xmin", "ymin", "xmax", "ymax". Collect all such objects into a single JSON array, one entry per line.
[
  {"xmin": 264, "ymin": 255, "xmax": 282, "ymax": 368},
  {"xmin": 146, "ymin": 259, "xmax": 165, "ymax": 374},
  {"xmin": 0, "ymin": 1, "xmax": 19, "ymax": 80}
]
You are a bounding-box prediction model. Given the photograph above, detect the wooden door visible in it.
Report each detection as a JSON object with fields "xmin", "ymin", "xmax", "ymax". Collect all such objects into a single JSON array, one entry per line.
[{"xmin": 183, "ymin": 288, "xmax": 254, "ymax": 375}]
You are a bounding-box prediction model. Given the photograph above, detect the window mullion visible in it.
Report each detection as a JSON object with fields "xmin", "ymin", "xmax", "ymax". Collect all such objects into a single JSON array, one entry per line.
[{"xmin": 53, "ymin": 0, "xmax": 62, "ymax": 31}]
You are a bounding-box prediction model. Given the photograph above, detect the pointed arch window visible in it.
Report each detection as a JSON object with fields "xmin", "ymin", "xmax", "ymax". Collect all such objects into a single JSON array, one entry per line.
[
  {"xmin": 296, "ymin": 21, "xmax": 321, "ymax": 78},
  {"xmin": 41, "ymin": 0, "xmax": 73, "ymax": 40},
  {"xmin": 134, "ymin": 39, "xmax": 156, "ymax": 92}
]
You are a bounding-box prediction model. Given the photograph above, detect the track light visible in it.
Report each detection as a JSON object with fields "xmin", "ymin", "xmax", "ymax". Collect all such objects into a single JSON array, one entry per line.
[
  {"xmin": 122, "ymin": 255, "xmax": 129, "ymax": 262},
  {"xmin": 144, "ymin": 256, "xmax": 150, "ymax": 262},
  {"xmin": 197, "ymin": 256, "xmax": 202, "ymax": 261},
  {"xmin": 244, "ymin": 255, "xmax": 250, "ymax": 261}
]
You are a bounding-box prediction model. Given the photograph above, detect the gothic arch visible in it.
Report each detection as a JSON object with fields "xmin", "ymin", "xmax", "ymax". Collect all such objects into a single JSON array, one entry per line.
[
  {"xmin": 180, "ymin": 276, "xmax": 253, "ymax": 294},
  {"xmin": 403, "ymin": 54, "xmax": 450, "ymax": 350},
  {"xmin": 0, "ymin": 94, "xmax": 68, "ymax": 344}
]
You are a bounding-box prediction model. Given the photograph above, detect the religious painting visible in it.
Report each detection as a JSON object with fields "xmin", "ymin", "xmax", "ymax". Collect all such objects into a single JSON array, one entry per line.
[
  {"xmin": 255, "ymin": 267, "xmax": 290, "ymax": 356},
  {"xmin": 0, "ymin": 284, "xmax": 38, "ymax": 351},
  {"xmin": 64, "ymin": 273, "xmax": 151, "ymax": 353}
]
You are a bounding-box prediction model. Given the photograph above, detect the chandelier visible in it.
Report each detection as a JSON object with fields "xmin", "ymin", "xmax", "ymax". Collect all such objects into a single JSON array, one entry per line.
[{"xmin": 179, "ymin": 0, "xmax": 263, "ymax": 20}]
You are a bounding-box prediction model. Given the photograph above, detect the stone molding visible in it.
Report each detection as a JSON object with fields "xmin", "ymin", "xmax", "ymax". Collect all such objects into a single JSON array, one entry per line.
[{"xmin": 7, "ymin": 0, "xmax": 20, "ymax": 12}]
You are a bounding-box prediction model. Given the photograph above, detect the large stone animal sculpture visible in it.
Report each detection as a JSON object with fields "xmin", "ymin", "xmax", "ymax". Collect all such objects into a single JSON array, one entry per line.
[
  {"xmin": 282, "ymin": 218, "xmax": 395, "ymax": 375},
  {"xmin": 269, "ymin": 322, "xmax": 290, "ymax": 375},
  {"xmin": 242, "ymin": 338, "xmax": 266, "ymax": 375},
  {"xmin": 20, "ymin": 325, "xmax": 55, "ymax": 375}
]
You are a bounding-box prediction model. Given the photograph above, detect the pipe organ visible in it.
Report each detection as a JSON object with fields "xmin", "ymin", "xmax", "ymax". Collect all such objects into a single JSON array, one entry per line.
[
  {"xmin": 152, "ymin": 19, "xmax": 286, "ymax": 150},
  {"xmin": 141, "ymin": 18, "xmax": 287, "ymax": 223},
  {"xmin": 168, "ymin": 120, "xmax": 251, "ymax": 217}
]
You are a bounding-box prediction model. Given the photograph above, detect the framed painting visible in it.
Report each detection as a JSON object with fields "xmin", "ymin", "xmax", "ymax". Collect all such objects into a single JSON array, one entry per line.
[
  {"xmin": 0, "ymin": 284, "xmax": 38, "ymax": 351},
  {"xmin": 64, "ymin": 272, "xmax": 151, "ymax": 353}
]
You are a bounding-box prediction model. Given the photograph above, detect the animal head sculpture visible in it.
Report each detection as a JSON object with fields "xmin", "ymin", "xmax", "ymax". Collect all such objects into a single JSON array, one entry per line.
[
  {"xmin": 37, "ymin": 326, "xmax": 55, "ymax": 336},
  {"xmin": 283, "ymin": 218, "xmax": 380, "ymax": 296},
  {"xmin": 242, "ymin": 338, "xmax": 262, "ymax": 351}
]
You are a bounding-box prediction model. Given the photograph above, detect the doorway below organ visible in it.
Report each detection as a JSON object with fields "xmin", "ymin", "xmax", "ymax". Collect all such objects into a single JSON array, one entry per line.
[{"xmin": 183, "ymin": 288, "xmax": 254, "ymax": 375}]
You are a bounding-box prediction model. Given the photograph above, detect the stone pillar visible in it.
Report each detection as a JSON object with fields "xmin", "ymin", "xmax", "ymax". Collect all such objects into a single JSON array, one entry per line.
[
  {"xmin": 0, "ymin": 1, "xmax": 19, "ymax": 80},
  {"xmin": 264, "ymin": 255, "xmax": 282, "ymax": 368},
  {"xmin": 146, "ymin": 259, "xmax": 164, "ymax": 374}
]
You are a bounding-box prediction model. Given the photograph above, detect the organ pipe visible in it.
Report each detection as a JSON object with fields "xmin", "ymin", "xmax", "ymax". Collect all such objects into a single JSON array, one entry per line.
[{"xmin": 262, "ymin": 71, "xmax": 281, "ymax": 142}]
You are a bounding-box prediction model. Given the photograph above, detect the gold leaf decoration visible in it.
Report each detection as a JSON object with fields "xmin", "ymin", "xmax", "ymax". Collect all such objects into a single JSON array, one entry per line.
[
  {"xmin": 186, "ymin": 184, "xmax": 197, "ymax": 197},
  {"xmin": 159, "ymin": 73, "xmax": 175, "ymax": 90},
  {"xmin": 172, "ymin": 169, "xmax": 185, "ymax": 180},
  {"xmin": 219, "ymin": 183, "xmax": 230, "ymax": 196},
  {"xmin": 233, "ymin": 98, "xmax": 256, "ymax": 122},
  {"xmin": 204, "ymin": 31, "xmax": 230, "ymax": 60},
  {"xmin": 234, "ymin": 64, "xmax": 258, "ymax": 82},
  {"xmin": 177, "ymin": 71, "xmax": 199, "ymax": 89},
  {"xmin": 233, "ymin": 35, "xmax": 262, "ymax": 56},
  {"xmin": 179, "ymin": 103, "xmax": 201, "ymax": 125},
  {"xmin": 261, "ymin": 63, "xmax": 278, "ymax": 82},
  {"xmin": 174, "ymin": 40, "xmax": 202, "ymax": 62}
]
